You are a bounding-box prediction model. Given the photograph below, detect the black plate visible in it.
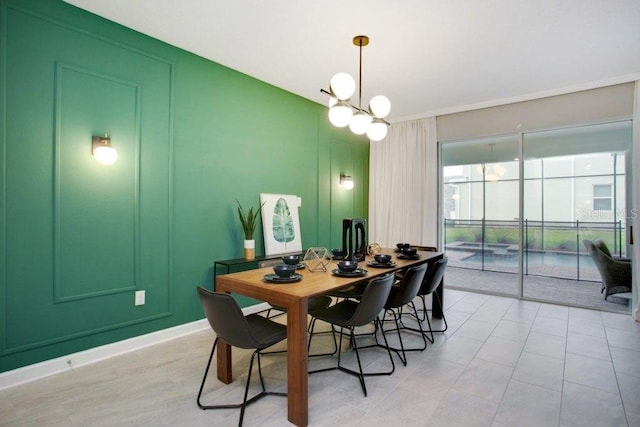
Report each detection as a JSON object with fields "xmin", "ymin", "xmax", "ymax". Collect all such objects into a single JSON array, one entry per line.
[
  {"xmin": 366, "ymin": 261, "xmax": 397, "ymax": 268},
  {"xmin": 263, "ymin": 273, "xmax": 303, "ymax": 283},
  {"xmin": 332, "ymin": 268, "xmax": 368, "ymax": 277},
  {"xmin": 396, "ymin": 253, "xmax": 421, "ymax": 260}
]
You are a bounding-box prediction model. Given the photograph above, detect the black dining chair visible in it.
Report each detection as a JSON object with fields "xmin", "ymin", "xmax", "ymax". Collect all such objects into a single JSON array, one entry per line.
[
  {"xmin": 196, "ymin": 287, "xmax": 287, "ymax": 426},
  {"xmin": 379, "ymin": 263, "xmax": 428, "ymax": 364},
  {"xmin": 407, "ymin": 257, "xmax": 449, "ymax": 343},
  {"xmin": 307, "ymin": 274, "xmax": 395, "ymax": 397}
]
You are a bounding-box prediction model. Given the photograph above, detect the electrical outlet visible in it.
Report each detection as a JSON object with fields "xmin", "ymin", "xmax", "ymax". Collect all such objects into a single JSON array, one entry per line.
[{"xmin": 135, "ymin": 290, "xmax": 145, "ymax": 306}]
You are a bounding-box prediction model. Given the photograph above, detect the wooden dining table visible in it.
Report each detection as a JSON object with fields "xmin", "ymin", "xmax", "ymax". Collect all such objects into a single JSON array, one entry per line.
[{"xmin": 214, "ymin": 249, "xmax": 444, "ymax": 427}]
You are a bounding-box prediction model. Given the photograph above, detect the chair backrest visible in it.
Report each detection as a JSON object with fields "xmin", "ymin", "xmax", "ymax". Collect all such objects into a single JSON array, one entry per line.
[
  {"xmin": 349, "ymin": 274, "xmax": 395, "ymax": 326},
  {"xmin": 583, "ymin": 240, "xmax": 630, "ymax": 287},
  {"xmin": 583, "ymin": 239, "xmax": 598, "ymax": 258},
  {"xmin": 584, "ymin": 239, "xmax": 609, "ymax": 267},
  {"xmin": 197, "ymin": 287, "xmax": 260, "ymax": 349},
  {"xmin": 385, "ymin": 263, "xmax": 427, "ymax": 309},
  {"xmin": 594, "ymin": 239, "xmax": 613, "ymax": 258},
  {"xmin": 418, "ymin": 257, "xmax": 448, "ymax": 296}
]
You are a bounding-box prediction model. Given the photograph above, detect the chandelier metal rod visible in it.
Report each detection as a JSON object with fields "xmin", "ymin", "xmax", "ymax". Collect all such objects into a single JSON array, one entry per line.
[
  {"xmin": 319, "ymin": 88, "xmax": 390, "ymax": 125},
  {"xmin": 357, "ymin": 37, "xmax": 363, "ymax": 108}
]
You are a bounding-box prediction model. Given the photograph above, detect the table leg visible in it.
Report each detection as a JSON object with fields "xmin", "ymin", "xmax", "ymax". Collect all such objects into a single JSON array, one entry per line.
[
  {"xmin": 216, "ymin": 339, "xmax": 232, "ymax": 384},
  {"xmin": 286, "ymin": 297, "xmax": 309, "ymax": 426},
  {"xmin": 215, "ymin": 284, "xmax": 233, "ymax": 383},
  {"xmin": 432, "ymin": 277, "xmax": 444, "ymax": 319}
]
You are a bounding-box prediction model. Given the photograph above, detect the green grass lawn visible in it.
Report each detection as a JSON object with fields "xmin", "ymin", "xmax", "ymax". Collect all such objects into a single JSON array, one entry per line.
[{"xmin": 445, "ymin": 224, "xmax": 625, "ymax": 253}]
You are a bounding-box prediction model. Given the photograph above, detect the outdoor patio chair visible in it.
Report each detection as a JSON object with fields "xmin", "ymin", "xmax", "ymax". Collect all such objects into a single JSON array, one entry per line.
[{"xmin": 583, "ymin": 240, "xmax": 632, "ymax": 301}]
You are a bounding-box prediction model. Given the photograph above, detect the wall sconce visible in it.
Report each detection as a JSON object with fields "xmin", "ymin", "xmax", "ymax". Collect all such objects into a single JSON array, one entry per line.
[
  {"xmin": 340, "ymin": 174, "xmax": 354, "ymax": 190},
  {"xmin": 92, "ymin": 134, "xmax": 117, "ymax": 165}
]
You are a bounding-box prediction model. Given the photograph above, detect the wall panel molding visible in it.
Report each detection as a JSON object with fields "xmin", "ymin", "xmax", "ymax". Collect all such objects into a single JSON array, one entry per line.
[
  {"xmin": 1, "ymin": 2, "xmax": 175, "ymax": 357},
  {"xmin": 53, "ymin": 62, "xmax": 141, "ymax": 303}
]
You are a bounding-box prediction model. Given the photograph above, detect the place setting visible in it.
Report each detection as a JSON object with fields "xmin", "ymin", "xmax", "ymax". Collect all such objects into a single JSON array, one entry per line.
[
  {"xmin": 263, "ymin": 263, "xmax": 303, "ymax": 283},
  {"xmin": 395, "ymin": 243, "xmax": 421, "ymax": 260},
  {"xmin": 330, "ymin": 248, "xmax": 345, "ymax": 260},
  {"xmin": 366, "ymin": 253, "xmax": 397, "ymax": 268},
  {"xmin": 332, "ymin": 260, "xmax": 368, "ymax": 277},
  {"xmin": 281, "ymin": 254, "xmax": 306, "ymax": 270}
]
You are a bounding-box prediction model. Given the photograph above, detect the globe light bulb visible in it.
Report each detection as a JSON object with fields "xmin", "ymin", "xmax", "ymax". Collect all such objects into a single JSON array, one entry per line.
[
  {"xmin": 328, "ymin": 102, "xmax": 353, "ymax": 128},
  {"xmin": 348, "ymin": 111, "xmax": 372, "ymax": 135},
  {"xmin": 330, "ymin": 73, "xmax": 355, "ymax": 100},
  {"xmin": 341, "ymin": 176, "xmax": 354, "ymax": 190},
  {"xmin": 93, "ymin": 145, "xmax": 118, "ymax": 165},
  {"xmin": 367, "ymin": 119, "xmax": 388, "ymax": 141},
  {"xmin": 369, "ymin": 95, "xmax": 391, "ymax": 118}
]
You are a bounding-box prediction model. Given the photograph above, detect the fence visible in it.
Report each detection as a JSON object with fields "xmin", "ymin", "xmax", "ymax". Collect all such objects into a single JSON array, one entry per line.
[{"xmin": 444, "ymin": 218, "xmax": 625, "ymax": 281}]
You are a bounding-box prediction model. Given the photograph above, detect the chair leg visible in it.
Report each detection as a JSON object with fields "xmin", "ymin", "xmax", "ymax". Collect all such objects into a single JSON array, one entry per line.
[
  {"xmin": 309, "ymin": 327, "xmax": 346, "ymax": 375},
  {"xmin": 380, "ymin": 304, "xmax": 429, "ymax": 361},
  {"xmin": 374, "ymin": 317, "xmax": 396, "ymax": 376},
  {"xmin": 309, "ymin": 321, "xmax": 395, "ymax": 395},
  {"xmin": 432, "ymin": 293, "xmax": 448, "ymax": 333},
  {"xmin": 197, "ymin": 338, "xmax": 218, "ymax": 409},
  {"xmin": 307, "ymin": 317, "xmax": 338, "ymax": 357},
  {"xmin": 348, "ymin": 317, "xmax": 397, "ymax": 376},
  {"xmin": 422, "ymin": 310, "xmax": 435, "ymax": 343},
  {"xmin": 390, "ymin": 309, "xmax": 407, "ymax": 365},
  {"xmin": 239, "ymin": 351, "xmax": 258, "ymax": 426},
  {"xmin": 348, "ymin": 328, "xmax": 368, "ymax": 396},
  {"xmin": 197, "ymin": 339, "xmax": 286, "ymax": 426},
  {"xmin": 416, "ymin": 292, "xmax": 448, "ymax": 337}
]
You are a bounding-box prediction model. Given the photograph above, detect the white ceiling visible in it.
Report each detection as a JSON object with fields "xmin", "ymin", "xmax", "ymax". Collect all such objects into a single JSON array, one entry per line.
[{"xmin": 64, "ymin": 0, "xmax": 640, "ymax": 121}]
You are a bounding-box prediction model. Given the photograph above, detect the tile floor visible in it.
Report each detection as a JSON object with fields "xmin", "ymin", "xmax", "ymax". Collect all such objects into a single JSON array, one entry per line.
[{"xmin": 1, "ymin": 289, "xmax": 639, "ymax": 426}]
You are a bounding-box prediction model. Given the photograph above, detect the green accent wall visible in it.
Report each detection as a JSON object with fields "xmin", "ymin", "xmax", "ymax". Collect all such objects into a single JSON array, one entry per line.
[{"xmin": 0, "ymin": 0, "xmax": 369, "ymax": 372}]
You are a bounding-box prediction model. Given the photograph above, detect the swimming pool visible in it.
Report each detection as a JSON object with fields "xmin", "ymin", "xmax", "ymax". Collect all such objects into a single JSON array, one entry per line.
[{"xmin": 462, "ymin": 251, "xmax": 595, "ymax": 268}]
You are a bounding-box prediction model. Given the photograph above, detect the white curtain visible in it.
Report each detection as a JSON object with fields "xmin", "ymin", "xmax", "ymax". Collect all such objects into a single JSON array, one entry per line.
[
  {"xmin": 632, "ymin": 81, "xmax": 639, "ymax": 321},
  {"xmin": 368, "ymin": 117, "xmax": 438, "ymax": 248}
]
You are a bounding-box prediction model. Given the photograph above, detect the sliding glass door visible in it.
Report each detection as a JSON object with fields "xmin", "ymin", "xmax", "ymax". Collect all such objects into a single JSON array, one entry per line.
[
  {"xmin": 522, "ymin": 121, "xmax": 631, "ymax": 305},
  {"xmin": 442, "ymin": 135, "xmax": 520, "ymax": 296},
  {"xmin": 441, "ymin": 120, "xmax": 633, "ymax": 311}
]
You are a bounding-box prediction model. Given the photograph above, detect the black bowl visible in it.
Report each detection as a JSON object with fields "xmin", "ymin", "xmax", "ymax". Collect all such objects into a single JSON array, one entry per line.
[
  {"xmin": 402, "ymin": 247, "xmax": 417, "ymax": 256},
  {"xmin": 337, "ymin": 260, "xmax": 358, "ymax": 272},
  {"xmin": 396, "ymin": 243, "xmax": 411, "ymax": 250},
  {"xmin": 374, "ymin": 254, "xmax": 392, "ymax": 264},
  {"xmin": 281, "ymin": 255, "xmax": 300, "ymax": 266},
  {"xmin": 331, "ymin": 248, "xmax": 344, "ymax": 257},
  {"xmin": 273, "ymin": 263, "xmax": 296, "ymax": 278}
]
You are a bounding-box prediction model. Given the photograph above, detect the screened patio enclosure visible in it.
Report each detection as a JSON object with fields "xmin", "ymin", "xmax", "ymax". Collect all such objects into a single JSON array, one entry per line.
[{"xmin": 441, "ymin": 120, "xmax": 633, "ymax": 313}]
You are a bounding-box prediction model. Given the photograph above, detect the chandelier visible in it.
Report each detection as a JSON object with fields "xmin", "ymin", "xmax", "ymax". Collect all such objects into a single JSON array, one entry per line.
[
  {"xmin": 476, "ymin": 144, "xmax": 506, "ymax": 182},
  {"xmin": 321, "ymin": 35, "xmax": 391, "ymax": 141}
]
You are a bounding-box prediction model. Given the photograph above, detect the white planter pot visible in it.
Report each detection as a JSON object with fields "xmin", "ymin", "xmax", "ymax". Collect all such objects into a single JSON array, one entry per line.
[{"xmin": 244, "ymin": 239, "xmax": 255, "ymax": 260}]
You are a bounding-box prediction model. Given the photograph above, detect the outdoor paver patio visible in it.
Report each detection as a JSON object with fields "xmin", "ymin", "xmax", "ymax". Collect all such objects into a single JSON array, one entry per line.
[{"xmin": 446, "ymin": 266, "xmax": 631, "ymax": 314}]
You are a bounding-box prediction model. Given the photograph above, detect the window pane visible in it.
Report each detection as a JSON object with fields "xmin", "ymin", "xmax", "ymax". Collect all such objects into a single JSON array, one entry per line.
[
  {"xmin": 593, "ymin": 198, "xmax": 612, "ymax": 210},
  {"xmin": 593, "ymin": 184, "xmax": 611, "ymax": 197}
]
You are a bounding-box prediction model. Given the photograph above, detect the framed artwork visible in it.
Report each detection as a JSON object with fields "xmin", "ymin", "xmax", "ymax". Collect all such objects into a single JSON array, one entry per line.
[{"xmin": 260, "ymin": 193, "xmax": 302, "ymax": 256}]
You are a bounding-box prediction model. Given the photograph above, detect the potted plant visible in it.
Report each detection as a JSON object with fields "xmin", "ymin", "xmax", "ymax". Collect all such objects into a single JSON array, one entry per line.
[{"xmin": 236, "ymin": 199, "xmax": 263, "ymax": 260}]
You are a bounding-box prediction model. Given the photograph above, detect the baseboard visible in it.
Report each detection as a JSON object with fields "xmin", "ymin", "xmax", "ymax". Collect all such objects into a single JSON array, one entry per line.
[{"xmin": 0, "ymin": 302, "xmax": 271, "ymax": 391}]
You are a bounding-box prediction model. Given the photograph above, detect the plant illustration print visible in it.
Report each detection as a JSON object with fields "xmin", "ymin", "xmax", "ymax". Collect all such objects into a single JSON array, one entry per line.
[{"xmin": 272, "ymin": 197, "xmax": 296, "ymax": 244}]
